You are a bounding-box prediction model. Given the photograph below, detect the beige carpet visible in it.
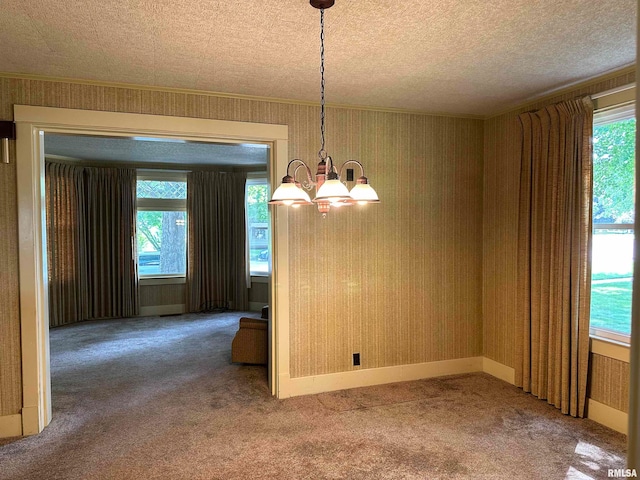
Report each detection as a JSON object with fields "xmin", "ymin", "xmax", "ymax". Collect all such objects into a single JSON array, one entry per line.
[{"xmin": 0, "ymin": 313, "xmax": 627, "ymax": 479}]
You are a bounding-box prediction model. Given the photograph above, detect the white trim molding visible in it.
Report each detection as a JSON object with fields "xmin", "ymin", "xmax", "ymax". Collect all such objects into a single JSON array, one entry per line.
[
  {"xmin": 590, "ymin": 328, "xmax": 631, "ymax": 348},
  {"xmin": 14, "ymin": 105, "xmax": 289, "ymax": 434},
  {"xmin": 592, "ymin": 84, "xmax": 635, "ymax": 113},
  {"xmin": 483, "ymin": 357, "xmax": 515, "ymax": 384},
  {"xmin": 591, "ymin": 337, "xmax": 631, "ymax": 363},
  {"xmin": 587, "ymin": 399, "xmax": 629, "ymax": 435},
  {"xmin": 278, "ymin": 357, "xmax": 484, "ymax": 398},
  {"xmin": 20, "ymin": 406, "xmax": 42, "ymax": 436},
  {"xmin": 0, "ymin": 414, "xmax": 23, "ymax": 438},
  {"xmin": 271, "ymin": 138, "xmax": 290, "ymax": 397},
  {"xmin": 481, "ymin": 357, "xmax": 630, "ymax": 435}
]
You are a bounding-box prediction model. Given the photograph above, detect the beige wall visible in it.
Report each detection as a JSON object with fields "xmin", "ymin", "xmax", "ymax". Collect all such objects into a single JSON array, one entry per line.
[
  {"xmin": 139, "ymin": 284, "xmax": 187, "ymax": 308},
  {"xmin": 2, "ymin": 69, "xmax": 632, "ymax": 421},
  {"xmin": 249, "ymin": 281, "xmax": 268, "ymax": 306},
  {"xmin": 0, "ymin": 76, "xmax": 484, "ymax": 416},
  {"xmin": 482, "ymin": 68, "xmax": 636, "ymax": 412},
  {"xmin": 140, "ymin": 280, "xmax": 268, "ymax": 309}
]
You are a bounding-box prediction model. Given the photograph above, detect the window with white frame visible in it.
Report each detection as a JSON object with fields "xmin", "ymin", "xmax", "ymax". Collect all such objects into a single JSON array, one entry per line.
[
  {"xmin": 590, "ymin": 102, "xmax": 635, "ymax": 343},
  {"xmin": 246, "ymin": 178, "xmax": 270, "ymax": 275},
  {"xmin": 136, "ymin": 172, "xmax": 188, "ymax": 277}
]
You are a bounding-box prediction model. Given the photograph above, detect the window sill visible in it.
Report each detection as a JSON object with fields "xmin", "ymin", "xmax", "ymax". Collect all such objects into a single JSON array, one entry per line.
[
  {"xmin": 590, "ymin": 336, "xmax": 630, "ymax": 363},
  {"xmin": 139, "ymin": 276, "xmax": 186, "ymax": 286}
]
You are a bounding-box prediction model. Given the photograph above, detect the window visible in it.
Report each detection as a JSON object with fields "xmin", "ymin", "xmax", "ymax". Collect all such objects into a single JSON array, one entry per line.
[
  {"xmin": 246, "ymin": 178, "xmax": 270, "ymax": 275},
  {"xmin": 590, "ymin": 103, "xmax": 635, "ymax": 342},
  {"xmin": 136, "ymin": 174, "xmax": 187, "ymax": 277}
]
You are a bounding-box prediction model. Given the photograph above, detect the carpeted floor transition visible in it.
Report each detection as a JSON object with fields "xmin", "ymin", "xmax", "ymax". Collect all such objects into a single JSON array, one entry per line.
[{"xmin": 0, "ymin": 312, "xmax": 627, "ymax": 479}]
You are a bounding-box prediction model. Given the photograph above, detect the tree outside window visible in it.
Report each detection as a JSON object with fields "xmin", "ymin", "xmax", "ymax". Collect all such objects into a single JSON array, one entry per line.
[{"xmin": 136, "ymin": 178, "xmax": 187, "ymax": 277}]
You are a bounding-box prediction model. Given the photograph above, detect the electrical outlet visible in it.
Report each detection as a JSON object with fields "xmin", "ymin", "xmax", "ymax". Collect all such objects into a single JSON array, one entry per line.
[
  {"xmin": 353, "ymin": 353, "xmax": 360, "ymax": 366},
  {"xmin": 346, "ymin": 168, "xmax": 354, "ymax": 182}
]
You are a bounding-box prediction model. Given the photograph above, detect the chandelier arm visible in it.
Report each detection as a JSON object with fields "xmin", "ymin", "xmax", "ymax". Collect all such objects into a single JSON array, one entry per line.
[
  {"xmin": 287, "ymin": 159, "xmax": 315, "ymax": 186},
  {"xmin": 325, "ymin": 155, "xmax": 337, "ymax": 179},
  {"xmin": 293, "ymin": 163, "xmax": 316, "ymax": 190}
]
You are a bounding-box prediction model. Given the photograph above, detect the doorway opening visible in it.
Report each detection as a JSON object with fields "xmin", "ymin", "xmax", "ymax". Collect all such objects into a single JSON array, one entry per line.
[
  {"xmin": 44, "ymin": 132, "xmax": 273, "ymax": 422},
  {"xmin": 15, "ymin": 106, "xmax": 290, "ymax": 435}
]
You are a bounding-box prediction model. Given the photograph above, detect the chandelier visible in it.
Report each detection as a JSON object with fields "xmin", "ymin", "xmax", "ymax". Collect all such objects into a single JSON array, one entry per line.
[{"xmin": 269, "ymin": 0, "xmax": 379, "ymax": 216}]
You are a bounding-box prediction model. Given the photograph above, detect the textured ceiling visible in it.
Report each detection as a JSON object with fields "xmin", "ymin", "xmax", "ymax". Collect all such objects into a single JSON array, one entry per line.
[
  {"xmin": 0, "ymin": 0, "xmax": 636, "ymax": 115},
  {"xmin": 44, "ymin": 134, "xmax": 269, "ymax": 167}
]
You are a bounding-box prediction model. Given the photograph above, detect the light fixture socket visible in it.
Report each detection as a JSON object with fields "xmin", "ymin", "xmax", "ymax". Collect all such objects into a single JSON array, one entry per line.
[
  {"xmin": 315, "ymin": 160, "xmax": 327, "ymax": 176},
  {"xmin": 317, "ymin": 201, "xmax": 331, "ymax": 214}
]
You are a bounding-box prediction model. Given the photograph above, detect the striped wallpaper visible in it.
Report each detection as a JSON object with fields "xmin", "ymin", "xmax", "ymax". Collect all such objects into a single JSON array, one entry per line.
[
  {"xmin": 1, "ymin": 68, "xmax": 632, "ymax": 419},
  {"xmin": 0, "ymin": 76, "xmax": 484, "ymax": 416},
  {"xmin": 589, "ymin": 353, "xmax": 630, "ymax": 413}
]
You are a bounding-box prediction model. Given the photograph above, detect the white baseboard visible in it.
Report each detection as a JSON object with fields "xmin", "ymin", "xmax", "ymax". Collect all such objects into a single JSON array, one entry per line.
[
  {"xmin": 278, "ymin": 356, "xmax": 484, "ymax": 398},
  {"xmin": 0, "ymin": 414, "xmax": 22, "ymax": 438},
  {"xmin": 483, "ymin": 357, "xmax": 515, "ymax": 384},
  {"xmin": 21, "ymin": 406, "xmax": 42, "ymax": 436},
  {"xmin": 10, "ymin": 353, "xmax": 628, "ymax": 438},
  {"xmin": 481, "ymin": 357, "xmax": 629, "ymax": 435},
  {"xmin": 139, "ymin": 304, "xmax": 185, "ymax": 317},
  {"xmin": 587, "ymin": 399, "xmax": 628, "ymax": 434}
]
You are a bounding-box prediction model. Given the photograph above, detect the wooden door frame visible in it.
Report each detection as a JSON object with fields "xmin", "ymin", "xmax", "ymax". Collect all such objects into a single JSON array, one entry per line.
[{"xmin": 14, "ymin": 106, "xmax": 291, "ymax": 434}]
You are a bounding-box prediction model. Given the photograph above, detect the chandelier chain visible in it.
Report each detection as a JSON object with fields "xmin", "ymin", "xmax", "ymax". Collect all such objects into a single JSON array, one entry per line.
[
  {"xmin": 319, "ymin": 8, "xmax": 326, "ymax": 158},
  {"xmin": 268, "ymin": 1, "xmax": 379, "ymax": 211}
]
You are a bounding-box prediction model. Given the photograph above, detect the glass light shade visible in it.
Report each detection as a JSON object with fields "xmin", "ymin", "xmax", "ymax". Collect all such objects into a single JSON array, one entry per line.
[
  {"xmin": 269, "ymin": 182, "xmax": 312, "ymax": 205},
  {"xmin": 349, "ymin": 183, "xmax": 379, "ymax": 204},
  {"xmin": 313, "ymin": 179, "xmax": 351, "ymax": 203}
]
